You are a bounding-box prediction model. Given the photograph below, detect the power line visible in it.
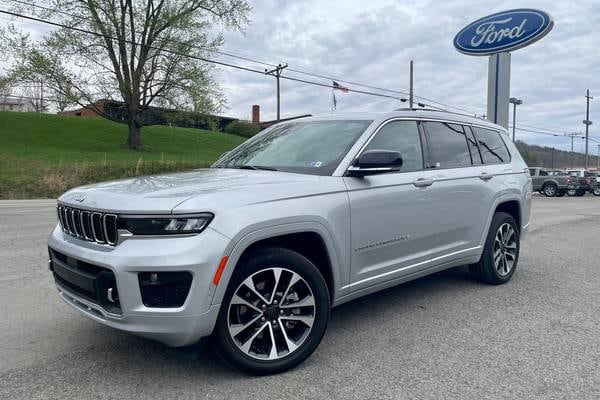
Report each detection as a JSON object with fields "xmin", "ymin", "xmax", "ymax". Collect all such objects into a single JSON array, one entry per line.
[
  {"xmin": 3, "ymin": 1, "xmax": 416, "ymax": 95},
  {"xmin": 0, "ymin": 8, "xmax": 414, "ymax": 104}
]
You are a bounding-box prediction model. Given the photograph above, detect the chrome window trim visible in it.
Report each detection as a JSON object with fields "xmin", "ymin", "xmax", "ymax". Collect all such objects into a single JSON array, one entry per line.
[{"xmin": 345, "ymin": 116, "xmax": 510, "ymax": 175}]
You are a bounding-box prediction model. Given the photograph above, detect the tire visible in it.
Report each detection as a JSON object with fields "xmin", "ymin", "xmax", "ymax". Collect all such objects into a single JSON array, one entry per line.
[
  {"xmin": 214, "ymin": 247, "xmax": 330, "ymax": 375},
  {"xmin": 576, "ymin": 190, "xmax": 585, "ymax": 197},
  {"xmin": 542, "ymin": 184, "xmax": 557, "ymax": 197},
  {"xmin": 593, "ymin": 188, "xmax": 600, "ymax": 196},
  {"xmin": 567, "ymin": 189, "xmax": 577, "ymax": 197},
  {"xmin": 556, "ymin": 191, "xmax": 566, "ymax": 197},
  {"xmin": 469, "ymin": 212, "xmax": 520, "ymax": 285}
]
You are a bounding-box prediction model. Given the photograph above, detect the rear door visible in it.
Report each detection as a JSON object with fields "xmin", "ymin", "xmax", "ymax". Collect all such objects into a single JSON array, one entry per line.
[{"xmin": 420, "ymin": 121, "xmax": 491, "ymax": 256}]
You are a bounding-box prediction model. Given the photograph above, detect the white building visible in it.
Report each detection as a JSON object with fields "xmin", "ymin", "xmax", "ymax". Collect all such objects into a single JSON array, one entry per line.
[{"xmin": 0, "ymin": 97, "xmax": 37, "ymax": 113}]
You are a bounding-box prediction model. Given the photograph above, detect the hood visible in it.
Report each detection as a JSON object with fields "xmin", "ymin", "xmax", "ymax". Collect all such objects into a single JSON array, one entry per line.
[{"xmin": 58, "ymin": 168, "xmax": 328, "ymax": 214}]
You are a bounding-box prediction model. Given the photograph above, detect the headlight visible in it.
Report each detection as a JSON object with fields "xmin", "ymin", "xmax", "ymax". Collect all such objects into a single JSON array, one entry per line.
[{"xmin": 118, "ymin": 213, "xmax": 213, "ymax": 235}]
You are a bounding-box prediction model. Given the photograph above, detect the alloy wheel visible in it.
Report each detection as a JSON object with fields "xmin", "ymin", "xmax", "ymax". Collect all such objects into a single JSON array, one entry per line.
[
  {"xmin": 227, "ymin": 267, "xmax": 316, "ymax": 360},
  {"xmin": 543, "ymin": 185, "xmax": 556, "ymax": 197},
  {"xmin": 493, "ymin": 223, "xmax": 517, "ymax": 277}
]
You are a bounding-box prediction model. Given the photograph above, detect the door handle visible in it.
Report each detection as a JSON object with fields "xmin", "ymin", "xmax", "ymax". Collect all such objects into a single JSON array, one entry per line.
[
  {"xmin": 479, "ymin": 172, "xmax": 494, "ymax": 180},
  {"xmin": 413, "ymin": 178, "xmax": 434, "ymax": 187}
]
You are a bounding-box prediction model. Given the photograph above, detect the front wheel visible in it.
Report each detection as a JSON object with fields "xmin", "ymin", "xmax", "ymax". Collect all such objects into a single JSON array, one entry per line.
[
  {"xmin": 593, "ymin": 188, "xmax": 600, "ymax": 196},
  {"xmin": 214, "ymin": 247, "xmax": 330, "ymax": 375},
  {"xmin": 469, "ymin": 212, "xmax": 520, "ymax": 285}
]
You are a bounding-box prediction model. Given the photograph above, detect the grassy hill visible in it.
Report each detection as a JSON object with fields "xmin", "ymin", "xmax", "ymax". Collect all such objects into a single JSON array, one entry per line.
[{"xmin": 0, "ymin": 111, "xmax": 245, "ymax": 198}]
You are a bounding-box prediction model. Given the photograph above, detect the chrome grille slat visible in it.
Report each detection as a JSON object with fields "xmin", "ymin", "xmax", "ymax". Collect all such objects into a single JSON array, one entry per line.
[
  {"xmin": 80, "ymin": 211, "xmax": 93, "ymax": 241},
  {"xmin": 56, "ymin": 205, "xmax": 117, "ymax": 246}
]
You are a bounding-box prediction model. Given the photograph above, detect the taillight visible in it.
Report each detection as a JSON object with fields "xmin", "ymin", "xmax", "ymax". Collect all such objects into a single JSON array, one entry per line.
[
  {"xmin": 566, "ymin": 176, "xmax": 572, "ymax": 184},
  {"xmin": 587, "ymin": 177, "xmax": 593, "ymax": 184}
]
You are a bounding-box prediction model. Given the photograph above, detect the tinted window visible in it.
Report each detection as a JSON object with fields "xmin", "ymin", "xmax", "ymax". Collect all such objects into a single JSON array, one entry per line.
[
  {"xmin": 539, "ymin": 170, "xmax": 548, "ymax": 176},
  {"xmin": 529, "ymin": 168, "xmax": 536, "ymax": 176},
  {"xmin": 423, "ymin": 122, "xmax": 471, "ymax": 168},
  {"xmin": 472, "ymin": 127, "xmax": 511, "ymax": 164},
  {"xmin": 363, "ymin": 120, "xmax": 423, "ymax": 172},
  {"xmin": 465, "ymin": 126, "xmax": 483, "ymax": 165}
]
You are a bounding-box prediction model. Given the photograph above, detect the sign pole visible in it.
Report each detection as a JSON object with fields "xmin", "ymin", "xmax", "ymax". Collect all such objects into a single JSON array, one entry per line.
[{"xmin": 486, "ymin": 52, "xmax": 511, "ymax": 129}]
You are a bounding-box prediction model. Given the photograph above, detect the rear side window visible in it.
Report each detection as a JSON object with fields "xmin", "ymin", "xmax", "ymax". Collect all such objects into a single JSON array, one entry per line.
[
  {"xmin": 539, "ymin": 170, "xmax": 548, "ymax": 176},
  {"xmin": 363, "ymin": 120, "xmax": 423, "ymax": 172},
  {"xmin": 472, "ymin": 127, "xmax": 511, "ymax": 164},
  {"xmin": 423, "ymin": 122, "xmax": 471, "ymax": 168},
  {"xmin": 465, "ymin": 126, "xmax": 483, "ymax": 165}
]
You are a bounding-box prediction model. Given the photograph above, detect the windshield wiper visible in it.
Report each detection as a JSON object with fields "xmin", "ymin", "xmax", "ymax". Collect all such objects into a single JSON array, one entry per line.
[{"xmin": 234, "ymin": 165, "xmax": 278, "ymax": 171}]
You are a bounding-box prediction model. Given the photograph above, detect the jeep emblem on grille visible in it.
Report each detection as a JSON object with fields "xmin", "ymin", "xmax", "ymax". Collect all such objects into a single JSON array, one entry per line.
[{"xmin": 73, "ymin": 193, "xmax": 86, "ymax": 203}]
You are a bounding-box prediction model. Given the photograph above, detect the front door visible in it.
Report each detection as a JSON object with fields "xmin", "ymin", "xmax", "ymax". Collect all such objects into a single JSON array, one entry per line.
[{"xmin": 343, "ymin": 120, "xmax": 438, "ymax": 291}]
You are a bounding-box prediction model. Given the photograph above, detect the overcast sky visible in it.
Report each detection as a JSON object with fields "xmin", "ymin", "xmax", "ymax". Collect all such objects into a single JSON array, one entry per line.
[
  {"xmin": 211, "ymin": 0, "xmax": 599, "ymax": 152},
  {"xmin": 1, "ymin": 0, "xmax": 598, "ymax": 152}
]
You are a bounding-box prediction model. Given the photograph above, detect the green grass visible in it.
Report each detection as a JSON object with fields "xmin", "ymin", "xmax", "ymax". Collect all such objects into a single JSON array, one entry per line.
[{"xmin": 0, "ymin": 111, "xmax": 245, "ymax": 198}]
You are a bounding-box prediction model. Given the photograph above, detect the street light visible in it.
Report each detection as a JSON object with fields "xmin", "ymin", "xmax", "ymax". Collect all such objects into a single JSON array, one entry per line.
[{"xmin": 509, "ymin": 97, "xmax": 523, "ymax": 142}]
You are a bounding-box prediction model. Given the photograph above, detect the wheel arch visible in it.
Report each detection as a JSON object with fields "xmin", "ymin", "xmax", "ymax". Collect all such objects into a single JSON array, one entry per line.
[
  {"xmin": 479, "ymin": 195, "xmax": 523, "ymax": 248},
  {"xmin": 541, "ymin": 179, "xmax": 559, "ymax": 188},
  {"xmin": 212, "ymin": 222, "xmax": 342, "ymax": 307}
]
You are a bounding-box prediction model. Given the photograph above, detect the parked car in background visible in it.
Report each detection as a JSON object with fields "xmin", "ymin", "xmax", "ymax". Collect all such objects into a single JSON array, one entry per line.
[
  {"xmin": 566, "ymin": 170, "xmax": 594, "ymax": 196},
  {"xmin": 529, "ymin": 167, "xmax": 577, "ymax": 197}
]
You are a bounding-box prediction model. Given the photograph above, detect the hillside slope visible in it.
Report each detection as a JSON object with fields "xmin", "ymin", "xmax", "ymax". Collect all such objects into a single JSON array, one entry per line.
[{"xmin": 0, "ymin": 112, "xmax": 245, "ymax": 198}]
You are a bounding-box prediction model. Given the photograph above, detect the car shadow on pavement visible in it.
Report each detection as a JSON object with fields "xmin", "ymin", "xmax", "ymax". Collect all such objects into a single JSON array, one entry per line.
[{"xmin": 54, "ymin": 265, "xmax": 488, "ymax": 380}]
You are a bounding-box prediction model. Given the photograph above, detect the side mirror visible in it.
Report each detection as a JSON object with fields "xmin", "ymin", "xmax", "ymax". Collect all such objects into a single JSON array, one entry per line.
[{"xmin": 347, "ymin": 150, "xmax": 403, "ymax": 177}]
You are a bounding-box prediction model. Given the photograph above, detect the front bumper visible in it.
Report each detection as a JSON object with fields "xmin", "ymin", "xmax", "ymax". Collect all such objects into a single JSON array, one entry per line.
[{"xmin": 48, "ymin": 225, "xmax": 231, "ymax": 347}]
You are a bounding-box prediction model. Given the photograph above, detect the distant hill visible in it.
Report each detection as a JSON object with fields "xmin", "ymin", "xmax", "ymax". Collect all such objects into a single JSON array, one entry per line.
[{"xmin": 515, "ymin": 141, "xmax": 597, "ymax": 169}]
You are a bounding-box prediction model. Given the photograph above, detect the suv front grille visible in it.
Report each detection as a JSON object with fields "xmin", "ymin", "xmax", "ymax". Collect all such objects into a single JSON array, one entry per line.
[{"xmin": 57, "ymin": 204, "xmax": 118, "ymax": 245}]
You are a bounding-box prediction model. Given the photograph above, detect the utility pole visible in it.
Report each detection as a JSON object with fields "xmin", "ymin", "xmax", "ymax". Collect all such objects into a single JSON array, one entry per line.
[
  {"xmin": 567, "ymin": 132, "xmax": 576, "ymax": 168},
  {"xmin": 597, "ymin": 144, "xmax": 600, "ymax": 172},
  {"xmin": 583, "ymin": 89, "xmax": 593, "ymax": 169},
  {"xmin": 265, "ymin": 63, "xmax": 288, "ymax": 121},
  {"xmin": 409, "ymin": 60, "xmax": 414, "ymax": 109},
  {"xmin": 509, "ymin": 97, "xmax": 522, "ymax": 142},
  {"xmin": 551, "ymin": 147, "xmax": 555, "ymax": 169}
]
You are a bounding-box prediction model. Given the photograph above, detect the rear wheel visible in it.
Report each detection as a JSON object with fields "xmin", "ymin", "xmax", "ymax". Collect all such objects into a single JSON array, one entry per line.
[
  {"xmin": 469, "ymin": 212, "xmax": 519, "ymax": 285},
  {"xmin": 214, "ymin": 247, "xmax": 330, "ymax": 375},
  {"xmin": 593, "ymin": 188, "xmax": 600, "ymax": 196},
  {"xmin": 542, "ymin": 184, "xmax": 557, "ymax": 197}
]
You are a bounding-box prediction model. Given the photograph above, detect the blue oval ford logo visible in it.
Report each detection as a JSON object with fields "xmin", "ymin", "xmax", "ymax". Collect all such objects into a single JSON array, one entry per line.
[{"xmin": 454, "ymin": 9, "xmax": 554, "ymax": 56}]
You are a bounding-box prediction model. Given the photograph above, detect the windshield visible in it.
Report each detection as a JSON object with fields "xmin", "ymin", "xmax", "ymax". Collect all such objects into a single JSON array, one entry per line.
[{"xmin": 212, "ymin": 120, "xmax": 372, "ymax": 175}]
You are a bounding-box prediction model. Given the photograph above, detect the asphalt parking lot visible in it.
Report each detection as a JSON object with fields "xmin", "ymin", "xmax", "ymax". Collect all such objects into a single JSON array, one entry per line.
[{"xmin": 1, "ymin": 197, "xmax": 599, "ymax": 399}]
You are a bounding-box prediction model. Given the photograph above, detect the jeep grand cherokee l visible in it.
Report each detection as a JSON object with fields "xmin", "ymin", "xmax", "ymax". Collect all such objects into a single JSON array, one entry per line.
[{"xmin": 48, "ymin": 110, "xmax": 532, "ymax": 375}]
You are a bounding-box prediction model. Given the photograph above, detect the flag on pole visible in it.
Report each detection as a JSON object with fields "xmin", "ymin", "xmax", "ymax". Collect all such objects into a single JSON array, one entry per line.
[{"xmin": 332, "ymin": 81, "xmax": 349, "ymax": 92}]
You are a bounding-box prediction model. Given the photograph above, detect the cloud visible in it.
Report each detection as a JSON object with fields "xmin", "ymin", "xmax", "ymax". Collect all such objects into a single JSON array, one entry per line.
[{"xmin": 215, "ymin": 0, "xmax": 600, "ymax": 151}]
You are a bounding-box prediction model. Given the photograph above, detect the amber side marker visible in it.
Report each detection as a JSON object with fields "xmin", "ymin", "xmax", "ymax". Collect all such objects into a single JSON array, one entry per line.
[{"xmin": 213, "ymin": 256, "xmax": 229, "ymax": 285}]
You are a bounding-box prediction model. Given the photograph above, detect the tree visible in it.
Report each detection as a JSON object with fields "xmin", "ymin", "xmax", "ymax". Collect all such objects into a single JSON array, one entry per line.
[{"xmin": 3, "ymin": 0, "xmax": 249, "ymax": 148}]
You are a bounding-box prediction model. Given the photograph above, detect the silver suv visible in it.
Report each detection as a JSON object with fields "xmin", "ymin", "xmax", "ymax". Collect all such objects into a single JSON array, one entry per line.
[{"xmin": 48, "ymin": 110, "xmax": 532, "ymax": 374}]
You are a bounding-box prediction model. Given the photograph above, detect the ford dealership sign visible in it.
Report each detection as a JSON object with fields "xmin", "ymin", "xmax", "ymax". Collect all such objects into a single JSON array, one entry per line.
[{"xmin": 454, "ymin": 9, "xmax": 554, "ymax": 56}]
